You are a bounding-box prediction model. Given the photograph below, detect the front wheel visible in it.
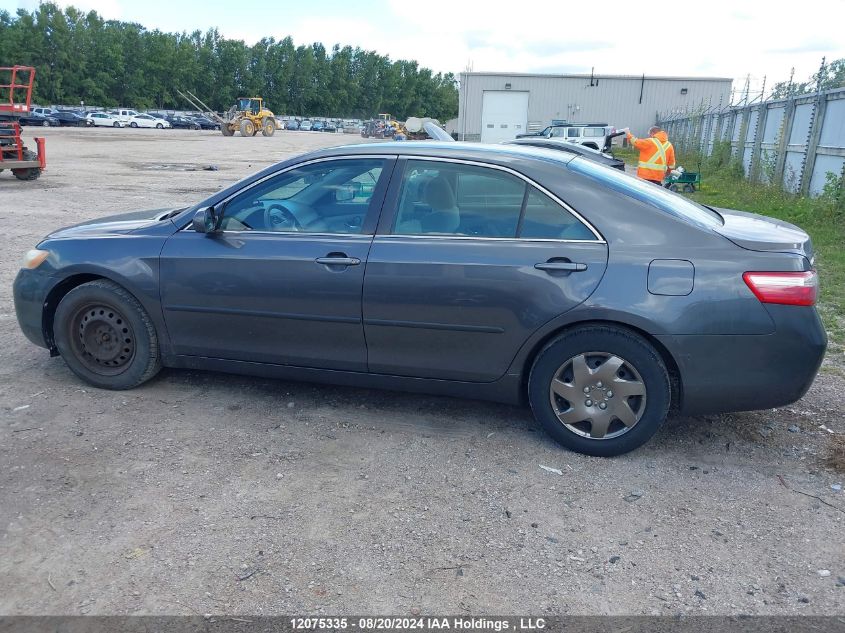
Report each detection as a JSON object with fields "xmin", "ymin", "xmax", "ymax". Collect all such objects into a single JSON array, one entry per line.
[
  {"xmin": 113, "ymin": 121, "xmax": 120, "ymax": 127},
  {"xmin": 53, "ymin": 280, "xmax": 162, "ymax": 390},
  {"xmin": 130, "ymin": 122, "xmax": 138, "ymax": 128},
  {"xmin": 239, "ymin": 120, "xmax": 255, "ymax": 136},
  {"xmin": 42, "ymin": 120, "xmax": 50, "ymax": 127},
  {"xmin": 528, "ymin": 325, "xmax": 670, "ymax": 456},
  {"xmin": 156, "ymin": 123, "xmax": 163, "ymax": 129},
  {"xmin": 262, "ymin": 118, "xmax": 276, "ymax": 136}
]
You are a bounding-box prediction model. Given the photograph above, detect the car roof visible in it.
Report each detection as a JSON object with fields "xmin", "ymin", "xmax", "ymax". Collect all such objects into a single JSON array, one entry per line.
[
  {"xmin": 505, "ymin": 138, "xmax": 611, "ymax": 157},
  {"xmin": 310, "ymin": 141, "xmax": 577, "ymax": 167}
]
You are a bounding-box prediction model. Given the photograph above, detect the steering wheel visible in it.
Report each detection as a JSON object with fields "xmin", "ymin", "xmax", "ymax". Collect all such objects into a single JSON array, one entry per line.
[{"xmin": 265, "ymin": 203, "xmax": 301, "ymax": 232}]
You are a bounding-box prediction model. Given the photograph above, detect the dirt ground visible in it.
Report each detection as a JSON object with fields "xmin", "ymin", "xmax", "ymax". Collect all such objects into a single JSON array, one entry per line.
[{"xmin": 1, "ymin": 128, "xmax": 843, "ymax": 616}]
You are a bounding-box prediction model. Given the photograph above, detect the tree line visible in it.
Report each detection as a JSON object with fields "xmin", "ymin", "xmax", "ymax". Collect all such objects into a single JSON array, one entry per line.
[
  {"xmin": 0, "ymin": 3, "xmax": 459, "ymax": 121},
  {"xmin": 769, "ymin": 58, "xmax": 845, "ymax": 100}
]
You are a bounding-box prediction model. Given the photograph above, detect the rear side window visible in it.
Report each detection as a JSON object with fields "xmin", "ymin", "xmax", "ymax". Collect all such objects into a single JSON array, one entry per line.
[
  {"xmin": 392, "ymin": 159, "xmax": 597, "ymax": 240},
  {"xmin": 520, "ymin": 188, "xmax": 597, "ymax": 240},
  {"xmin": 582, "ymin": 127, "xmax": 605, "ymax": 137},
  {"xmin": 569, "ymin": 157, "xmax": 723, "ymax": 228}
]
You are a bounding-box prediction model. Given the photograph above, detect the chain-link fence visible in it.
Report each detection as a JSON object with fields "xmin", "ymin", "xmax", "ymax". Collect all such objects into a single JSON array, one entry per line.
[{"xmin": 658, "ymin": 87, "xmax": 845, "ymax": 196}]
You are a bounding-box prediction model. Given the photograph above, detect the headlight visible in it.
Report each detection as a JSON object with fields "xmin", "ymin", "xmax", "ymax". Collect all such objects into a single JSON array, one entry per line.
[{"xmin": 22, "ymin": 249, "xmax": 49, "ymax": 269}]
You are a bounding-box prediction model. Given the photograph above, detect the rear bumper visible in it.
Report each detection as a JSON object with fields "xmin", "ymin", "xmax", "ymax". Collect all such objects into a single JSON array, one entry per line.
[
  {"xmin": 13, "ymin": 268, "xmax": 50, "ymax": 349},
  {"xmin": 659, "ymin": 305, "xmax": 827, "ymax": 415}
]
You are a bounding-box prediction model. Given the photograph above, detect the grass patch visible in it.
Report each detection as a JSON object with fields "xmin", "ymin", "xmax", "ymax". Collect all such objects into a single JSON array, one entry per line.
[{"xmin": 611, "ymin": 142, "xmax": 845, "ymax": 349}]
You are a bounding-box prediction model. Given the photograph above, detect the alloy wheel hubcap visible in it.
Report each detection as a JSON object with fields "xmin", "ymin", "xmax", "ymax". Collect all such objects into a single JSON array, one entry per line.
[{"xmin": 548, "ymin": 352, "xmax": 647, "ymax": 440}]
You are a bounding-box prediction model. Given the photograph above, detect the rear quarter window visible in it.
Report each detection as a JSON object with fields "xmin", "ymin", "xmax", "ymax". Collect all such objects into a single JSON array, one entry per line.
[{"xmin": 568, "ymin": 158, "xmax": 723, "ymax": 229}]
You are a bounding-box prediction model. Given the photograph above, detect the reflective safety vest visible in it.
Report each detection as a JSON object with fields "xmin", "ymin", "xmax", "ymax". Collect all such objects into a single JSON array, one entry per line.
[{"xmin": 627, "ymin": 131, "xmax": 675, "ymax": 181}]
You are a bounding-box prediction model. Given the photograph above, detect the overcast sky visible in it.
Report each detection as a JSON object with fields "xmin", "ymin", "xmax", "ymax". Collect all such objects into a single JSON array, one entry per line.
[{"xmin": 6, "ymin": 0, "xmax": 845, "ymax": 99}]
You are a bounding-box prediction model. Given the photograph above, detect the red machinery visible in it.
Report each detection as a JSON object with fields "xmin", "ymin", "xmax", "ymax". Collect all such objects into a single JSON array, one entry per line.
[{"xmin": 0, "ymin": 66, "xmax": 46, "ymax": 181}]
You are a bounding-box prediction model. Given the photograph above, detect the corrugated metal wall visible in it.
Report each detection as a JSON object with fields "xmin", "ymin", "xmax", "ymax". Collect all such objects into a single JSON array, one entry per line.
[
  {"xmin": 661, "ymin": 86, "xmax": 845, "ymax": 197},
  {"xmin": 457, "ymin": 72, "xmax": 733, "ymax": 142}
]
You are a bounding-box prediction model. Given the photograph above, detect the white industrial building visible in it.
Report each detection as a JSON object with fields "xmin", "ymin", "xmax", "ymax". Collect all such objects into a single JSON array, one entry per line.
[{"xmin": 457, "ymin": 72, "xmax": 733, "ymax": 143}]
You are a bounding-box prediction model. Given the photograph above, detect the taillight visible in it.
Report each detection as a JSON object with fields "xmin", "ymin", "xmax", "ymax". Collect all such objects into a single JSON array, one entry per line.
[{"xmin": 743, "ymin": 271, "xmax": 818, "ymax": 306}]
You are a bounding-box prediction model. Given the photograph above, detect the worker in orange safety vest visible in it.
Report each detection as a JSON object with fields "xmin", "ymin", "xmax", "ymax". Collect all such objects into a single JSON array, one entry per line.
[{"xmin": 626, "ymin": 126, "xmax": 675, "ymax": 185}]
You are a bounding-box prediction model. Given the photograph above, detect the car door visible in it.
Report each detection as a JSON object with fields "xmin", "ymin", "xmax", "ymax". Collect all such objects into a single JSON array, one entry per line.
[
  {"xmin": 362, "ymin": 157, "xmax": 608, "ymax": 382},
  {"xmin": 159, "ymin": 156, "xmax": 394, "ymax": 371}
]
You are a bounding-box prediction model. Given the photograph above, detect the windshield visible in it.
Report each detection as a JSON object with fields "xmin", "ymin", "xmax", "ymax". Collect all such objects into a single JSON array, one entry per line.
[{"xmin": 569, "ymin": 158, "xmax": 723, "ymax": 229}]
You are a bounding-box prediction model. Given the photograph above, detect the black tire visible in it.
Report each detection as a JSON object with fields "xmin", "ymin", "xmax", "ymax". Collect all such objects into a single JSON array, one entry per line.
[
  {"xmin": 683, "ymin": 184, "xmax": 695, "ymax": 193},
  {"xmin": 113, "ymin": 121, "xmax": 120, "ymax": 127},
  {"xmin": 130, "ymin": 122, "xmax": 138, "ymax": 128},
  {"xmin": 528, "ymin": 325, "xmax": 670, "ymax": 457},
  {"xmin": 156, "ymin": 123, "xmax": 163, "ymax": 129},
  {"xmin": 12, "ymin": 149, "xmax": 41, "ymax": 181},
  {"xmin": 239, "ymin": 119, "xmax": 255, "ymax": 137},
  {"xmin": 261, "ymin": 118, "xmax": 276, "ymax": 137},
  {"xmin": 53, "ymin": 279, "xmax": 162, "ymax": 390},
  {"xmin": 42, "ymin": 119, "xmax": 50, "ymax": 127}
]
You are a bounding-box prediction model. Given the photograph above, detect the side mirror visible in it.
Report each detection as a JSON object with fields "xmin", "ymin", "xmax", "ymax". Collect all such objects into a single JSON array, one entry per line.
[
  {"xmin": 192, "ymin": 207, "xmax": 219, "ymax": 233},
  {"xmin": 335, "ymin": 185, "xmax": 356, "ymax": 202}
]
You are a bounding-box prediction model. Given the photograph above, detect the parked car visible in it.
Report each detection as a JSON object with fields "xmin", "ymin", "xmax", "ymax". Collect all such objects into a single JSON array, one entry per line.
[
  {"xmin": 504, "ymin": 138, "xmax": 626, "ymax": 170},
  {"xmin": 12, "ymin": 143, "xmax": 825, "ymax": 457},
  {"xmin": 29, "ymin": 107, "xmax": 89, "ymax": 127},
  {"xmin": 311, "ymin": 120, "xmax": 324, "ymax": 132},
  {"xmin": 167, "ymin": 115, "xmax": 201, "ymax": 130},
  {"xmin": 56, "ymin": 110, "xmax": 92, "ymax": 126},
  {"xmin": 322, "ymin": 121, "xmax": 337, "ymax": 132},
  {"xmin": 86, "ymin": 112, "xmax": 124, "ymax": 127},
  {"xmin": 18, "ymin": 113, "xmax": 60, "ymax": 127},
  {"xmin": 127, "ymin": 114, "xmax": 171, "ymax": 129},
  {"xmin": 188, "ymin": 116, "xmax": 219, "ymax": 130},
  {"xmin": 30, "ymin": 107, "xmax": 58, "ymax": 118},
  {"xmin": 284, "ymin": 119, "xmax": 300, "ymax": 131},
  {"xmin": 517, "ymin": 123, "xmax": 624, "ymax": 152},
  {"xmin": 299, "ymin": 119, "xmax": 312, "ymax": 131}
]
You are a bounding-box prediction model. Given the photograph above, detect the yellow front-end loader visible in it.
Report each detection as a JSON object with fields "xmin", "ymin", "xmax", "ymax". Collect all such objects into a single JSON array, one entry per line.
[{"xmin": 177, "ymin": 90, "xmax": 277, "ymax": 137}]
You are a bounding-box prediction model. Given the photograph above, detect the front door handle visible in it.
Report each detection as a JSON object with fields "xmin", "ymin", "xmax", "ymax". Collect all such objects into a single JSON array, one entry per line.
[
  {"xmin": 535, "ymin": 261, "xmax": 588, "ymax": 272},
  {"xmin": 315, "ymin": 255, "xmax": 361, "ymax": 266}
]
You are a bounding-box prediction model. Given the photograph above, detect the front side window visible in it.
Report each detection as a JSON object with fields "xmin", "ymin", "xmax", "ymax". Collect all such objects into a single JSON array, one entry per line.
[
  {"xmin": 218, "ymin": 159, "xmax": 385, "ymax": 234},
  {"xmin": 391, "ymin": 159, "xmax": 596, "ymax": 240}
]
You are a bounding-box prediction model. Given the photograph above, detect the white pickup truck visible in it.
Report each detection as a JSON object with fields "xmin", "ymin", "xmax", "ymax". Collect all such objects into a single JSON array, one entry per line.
[{"xmin": 109, "ymin": 109, "xmax": 141, "ymax": 124}]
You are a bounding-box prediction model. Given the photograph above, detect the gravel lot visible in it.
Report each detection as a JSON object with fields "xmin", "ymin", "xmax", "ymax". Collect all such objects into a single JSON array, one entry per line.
[{"xmin": 1, "ymin": 128, "xmax": 843, "ymax": 616}]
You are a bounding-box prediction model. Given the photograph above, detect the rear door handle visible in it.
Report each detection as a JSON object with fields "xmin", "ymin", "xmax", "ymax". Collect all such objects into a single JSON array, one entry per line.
[
  {"xmin": 535, "ymin": 262, "xmax": 588, "ymax": 272},
  {"xmin": 315, "ymin": 256, "xmax": 361, "ymax": 266}
]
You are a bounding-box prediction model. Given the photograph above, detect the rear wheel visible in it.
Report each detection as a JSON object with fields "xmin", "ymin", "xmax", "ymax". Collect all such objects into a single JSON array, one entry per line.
[
  {"xmin": 528, "ymin": 325, "xmax": 670, "ymax": 456},
  {"xmin": 262, "ymin": 118, "xmax": 276, "ymax": 137},
  {"xmin": 113, "ymin": 121, "xmax": 120, "ymax": 127},
  {"xmin": 156, "ymin": 123, "xmax": 163, "ymax": 129},
  {"xmin": 130, "ymin": 122, "xmax": 138, "ymax": 128},
  {"xmin": 12, "ymin": 149, "xmax": 41, "ymax": 181},
  {"xmin": 221, "ymin": 123, "xmax": 234, "ymax": 136},
  {"xmin": 240, "ymin": 119, "xmax": 256, "ymax": 136},
  {"xmin": 683, "ymin": 183, "xmax": 695, "ymax": 193},
  {"xmin": 53, "ymin": 280, "xmax": 162, "ymax": 390},
  {"xmin": 42, "ymin": 119, "xmax": 50, "ymax": 127}
]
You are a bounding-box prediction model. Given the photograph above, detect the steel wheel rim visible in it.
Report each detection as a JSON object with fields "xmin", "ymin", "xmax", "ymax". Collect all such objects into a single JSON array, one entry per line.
[
  {"xmin": 548, "ymin": 351, "xmax": 647, "ymax": 440},
  {"xmin": 69, "ymin": 304, "xmax": 136, "ymax": 375}
]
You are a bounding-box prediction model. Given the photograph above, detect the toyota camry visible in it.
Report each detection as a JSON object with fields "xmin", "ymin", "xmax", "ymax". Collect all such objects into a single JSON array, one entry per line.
[{"xmin": 13, "ymin": 143, "xmax": 826, "ymax": 456}]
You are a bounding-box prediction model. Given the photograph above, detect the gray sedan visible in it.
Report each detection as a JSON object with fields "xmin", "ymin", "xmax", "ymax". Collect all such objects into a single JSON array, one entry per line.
[{"xmin": 13, "ymin": 143, "xmax": 826, "ymax": 456}]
